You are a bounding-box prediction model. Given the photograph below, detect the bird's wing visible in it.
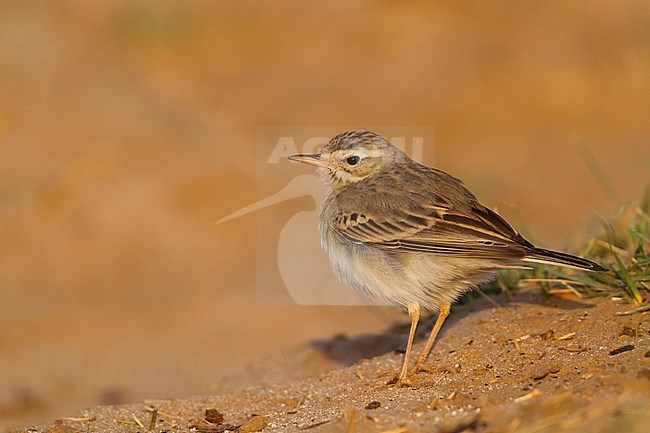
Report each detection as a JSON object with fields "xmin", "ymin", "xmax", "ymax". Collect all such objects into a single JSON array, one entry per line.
[
  {"xmin": 333, "ymin": 202, "xmax": 446, "ymax": 245},
  {"xmin": 335, "ymin": 199, "xmax": 531, "ymax": 259},
  {"xmin": 394, "ymin": 204, "xmax": 532, "ymax": 258}
]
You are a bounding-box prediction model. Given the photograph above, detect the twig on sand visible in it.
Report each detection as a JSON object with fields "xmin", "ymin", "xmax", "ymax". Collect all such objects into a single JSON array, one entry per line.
[
  {"xmin": 514, "ymin": 389, "xmax": 543, "ymax": 403},
  {"xmin": 345, "ymin": 409, "xmax": 357, "ymax": 433},
  {"xmin": 132, "ymin": 414, "xmax": 145, "ymax": 428}
]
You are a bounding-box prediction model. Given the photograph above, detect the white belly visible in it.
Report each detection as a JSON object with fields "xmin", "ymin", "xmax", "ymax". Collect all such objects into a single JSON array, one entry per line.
[{"xmin": 321, "ymin": 225, "xmax": 497, "ymax": 310}]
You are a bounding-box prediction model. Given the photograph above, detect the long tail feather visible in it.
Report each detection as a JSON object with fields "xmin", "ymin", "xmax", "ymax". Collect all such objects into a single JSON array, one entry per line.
[{"xmin": 523, "ymin": 247, "xmax": 606, "ymax": 272}]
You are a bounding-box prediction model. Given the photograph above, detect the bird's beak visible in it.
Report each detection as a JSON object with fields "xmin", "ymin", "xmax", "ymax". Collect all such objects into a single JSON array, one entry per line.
[{"xmin": 288, "ymin": 153, "xmax": 332, "ymax": 168}]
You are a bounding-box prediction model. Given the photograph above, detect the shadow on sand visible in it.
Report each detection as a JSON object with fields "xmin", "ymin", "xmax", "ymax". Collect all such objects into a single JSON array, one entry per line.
[{"xmin": 310, "ymin": 288, "xmax": 594, "ymax": 366}]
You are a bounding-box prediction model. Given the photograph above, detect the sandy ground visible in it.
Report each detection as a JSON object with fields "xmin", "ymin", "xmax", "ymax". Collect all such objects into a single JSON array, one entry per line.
[
  {"xmin": 1, "ymin": 1, "xmax": 649, "ymax": 431},
  {"xmin": 16, "ymin": 289, "xmax": 650, "ymax": 433}
]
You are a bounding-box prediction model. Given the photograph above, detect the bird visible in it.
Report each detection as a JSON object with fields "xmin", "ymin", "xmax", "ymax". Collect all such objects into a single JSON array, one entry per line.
[{"xmin": 288, "ymin": 130, "xmax": 606, "ymax": 386}]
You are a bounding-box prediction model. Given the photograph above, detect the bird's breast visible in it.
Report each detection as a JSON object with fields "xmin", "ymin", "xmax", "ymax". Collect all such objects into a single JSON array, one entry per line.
[{"xmin": 319, "ymin": 209, "xmax": 497, "ymax": 309}]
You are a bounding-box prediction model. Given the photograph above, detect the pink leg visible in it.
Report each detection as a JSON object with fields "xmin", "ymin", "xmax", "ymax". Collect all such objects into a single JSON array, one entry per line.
[
  {"xmin": 412, "ymin": 302, "xmax": 451, "ymax": 373},
  {"xmin": 393, "ymin": 303, "xmax": 420, "ymax": 385}
]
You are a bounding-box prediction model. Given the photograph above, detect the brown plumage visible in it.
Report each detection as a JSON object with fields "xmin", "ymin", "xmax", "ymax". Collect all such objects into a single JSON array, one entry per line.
[{"xmin": 289, "ymin": 130, "xmax": 605, "ymax": 385}]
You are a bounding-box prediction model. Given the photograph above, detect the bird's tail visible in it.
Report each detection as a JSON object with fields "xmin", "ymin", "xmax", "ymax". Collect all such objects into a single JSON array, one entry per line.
[{"xmin": 523, "ymin": 247, "xmax": 606, "ymax": 272}]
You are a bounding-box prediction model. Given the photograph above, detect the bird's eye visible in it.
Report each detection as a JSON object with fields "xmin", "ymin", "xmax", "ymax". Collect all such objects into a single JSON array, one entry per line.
[{"xmin": 346, "ymin": 155, "xmax": 360, "ymax": 166}]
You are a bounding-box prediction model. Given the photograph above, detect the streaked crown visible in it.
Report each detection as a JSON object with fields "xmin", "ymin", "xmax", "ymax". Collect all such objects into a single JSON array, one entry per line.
[
  {"xmin": 319, "ymin": 130, "xmax": 408, "ymax": 188},
  {"xmin": 289, "ymin": 130, "xmax": 410, "ymax": 192}
]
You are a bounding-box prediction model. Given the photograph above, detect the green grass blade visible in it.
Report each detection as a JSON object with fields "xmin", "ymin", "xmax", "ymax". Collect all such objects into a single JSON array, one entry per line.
[{"xmin": 609, "ymin": 242, "xmax": 642, "ymax": 303}]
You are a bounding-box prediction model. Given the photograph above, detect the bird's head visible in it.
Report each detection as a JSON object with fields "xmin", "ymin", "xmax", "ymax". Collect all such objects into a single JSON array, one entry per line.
[{"xmin": 289, "ymin": 130, "xmax": 408, "ymax": 191}]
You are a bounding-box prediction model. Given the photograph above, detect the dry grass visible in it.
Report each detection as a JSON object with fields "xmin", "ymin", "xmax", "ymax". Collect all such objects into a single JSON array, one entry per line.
[{"xmin": 475, "ymin": 187, "xmax": 650, "ymax": 314}]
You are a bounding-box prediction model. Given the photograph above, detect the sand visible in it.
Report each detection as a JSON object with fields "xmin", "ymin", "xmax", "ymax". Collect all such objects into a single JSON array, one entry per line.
[{"xmin": 18, "ymin": 289, "xmax": 650, "ymax": 433}]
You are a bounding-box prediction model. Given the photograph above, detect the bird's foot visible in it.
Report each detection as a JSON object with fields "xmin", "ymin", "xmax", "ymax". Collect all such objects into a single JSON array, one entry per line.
[
  {"xmin": 408, "ymin": 362, "xmax": 434, "ymax": 376},
  {"xmin": 387, "ymin": 374, "xmax": 413, "ymax": 387}
]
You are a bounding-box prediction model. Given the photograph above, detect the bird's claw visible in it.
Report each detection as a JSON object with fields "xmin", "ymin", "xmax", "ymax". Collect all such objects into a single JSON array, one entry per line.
[
  {"xmin": 408, "ymin": 362, "xmax": 434, "ymax": 376},
  {"xmin": 387, "ymin": 375, "xmax": 413, "ymax": 387}
]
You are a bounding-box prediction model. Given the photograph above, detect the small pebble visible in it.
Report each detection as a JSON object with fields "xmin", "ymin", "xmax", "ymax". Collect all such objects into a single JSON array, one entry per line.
[
  {"xmin": 365, "ymin": 401, "xmax": 381, "ymax": 410},
  {"xmin": 609, "ymin": 345, "xmax": 635, "ymax": 356},
  {"xmin": 205, "ymin": 409, "xmax": 224, "ymax": 424}
]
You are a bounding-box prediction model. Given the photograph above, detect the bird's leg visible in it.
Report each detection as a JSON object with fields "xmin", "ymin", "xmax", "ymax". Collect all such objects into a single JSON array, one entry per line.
[
  {"xmin": 411, "ymin": 301, "xmax": 451, "ymax": 373},
  {"xmin": 391, "ymin": 303, "xmax": 420, "ymax": 386}
]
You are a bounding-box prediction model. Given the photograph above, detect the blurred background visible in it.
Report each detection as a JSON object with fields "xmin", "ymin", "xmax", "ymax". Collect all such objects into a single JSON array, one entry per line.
[{"xmin": 1, "ymin": 0, "xmax": 648, "ymax": 429}]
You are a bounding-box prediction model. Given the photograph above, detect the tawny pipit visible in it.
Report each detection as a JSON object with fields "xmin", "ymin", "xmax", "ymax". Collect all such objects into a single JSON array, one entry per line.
[{"xmin": 289, "ymin": 130, "xmax": 605, "ymax": 385}]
